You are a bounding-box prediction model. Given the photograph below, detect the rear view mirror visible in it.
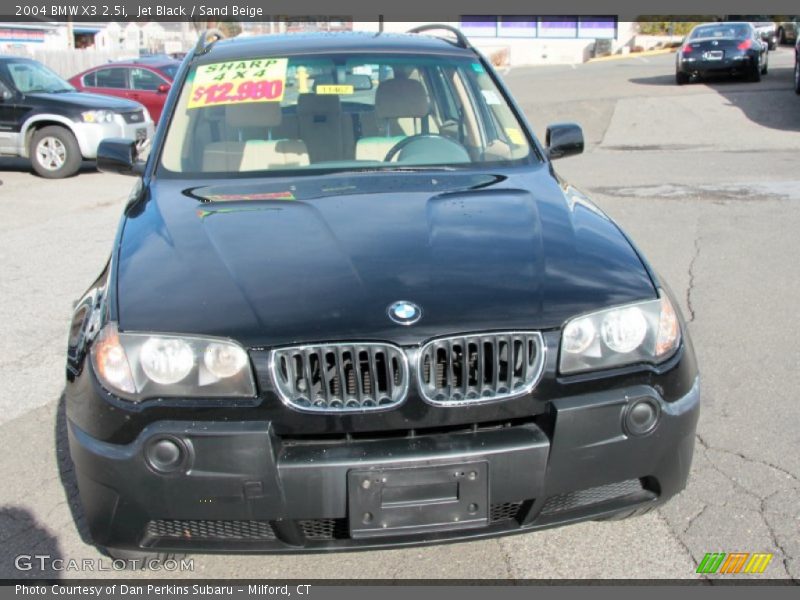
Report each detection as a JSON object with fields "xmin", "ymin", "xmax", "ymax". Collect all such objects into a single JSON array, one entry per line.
[
  {"xmin": 545, "ymin": 123, "xmax": 584, "ymax": 160},
  {"xmin": 345, "ymin": 74, "xmax": 373, "ymax": 91},
  {"xmin": 97, "ymin": 138, "xmax": 144, "ymax": 176}
]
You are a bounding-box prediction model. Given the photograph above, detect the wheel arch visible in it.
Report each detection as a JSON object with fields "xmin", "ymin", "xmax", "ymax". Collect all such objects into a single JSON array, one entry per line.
[{"xmin": 18, "ymin": 115, "xmax": 80, "ymax": 159}]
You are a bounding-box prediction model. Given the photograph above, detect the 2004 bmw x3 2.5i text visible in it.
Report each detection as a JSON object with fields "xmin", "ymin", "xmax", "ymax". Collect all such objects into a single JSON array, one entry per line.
[{"xmin": 65, "ymin": 26, "xmax": 700, "ymax": 559}]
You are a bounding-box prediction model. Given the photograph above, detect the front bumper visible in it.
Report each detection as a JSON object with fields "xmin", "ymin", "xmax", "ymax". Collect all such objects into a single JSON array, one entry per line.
[
  {"xmin": 73, "ymin": 116, "xmax": 155, "ymax": 159},
  {"xmin": 68, "ymin": 377, "xmax": 700, "ymax": 553}
]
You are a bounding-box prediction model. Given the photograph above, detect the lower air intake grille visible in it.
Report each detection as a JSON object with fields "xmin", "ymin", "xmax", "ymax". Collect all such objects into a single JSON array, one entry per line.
[
  {"xmin": 540, "ymin": 479, "xmax": 645, "ymax": 516},
  {"xmin": 490, "ymin": 501, "xmax": 524, "ymax": 523},
  {"xmin": 146, "ymin": 520, "xmax": 276, "ymax": 541},
  {"xmin": 418, "ymin": 332, "xmax": 545, "ymax": 405},
  {"xmin": 299, "ymin": 518, "xmax": 349, "ymax": 540},
  {"xmin": 270, "ymin": 343, "xmax": 408, "ymax": 412}
]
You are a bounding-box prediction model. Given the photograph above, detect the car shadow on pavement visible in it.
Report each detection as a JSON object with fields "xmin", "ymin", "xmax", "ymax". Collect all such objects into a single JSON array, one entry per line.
[
  {"xmin": 0, "ymin": 157, "xmax": 101, "ymax": 176},
  {"xmin": 0, "ymin": 506, "xmax": 64, "ymax": 579},
  {"xmin": 629, "ymin": 66, "xmax": 800, "ymax": 132},
  {"xmin": 55, "ymin": 392, "xmax": 93, "ymax": 549}
]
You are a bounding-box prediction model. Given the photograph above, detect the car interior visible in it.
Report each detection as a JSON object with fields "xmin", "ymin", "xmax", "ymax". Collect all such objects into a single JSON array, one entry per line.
[{"xmin": 161, "ymin": 56, "xmax": 530, "ymax": 174}]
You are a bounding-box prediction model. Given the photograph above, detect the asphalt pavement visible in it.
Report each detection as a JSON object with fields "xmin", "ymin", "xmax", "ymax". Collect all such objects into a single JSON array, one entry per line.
[{"xmin": 0, "ymin": 48, "xmax": 798, "ymax": 580}]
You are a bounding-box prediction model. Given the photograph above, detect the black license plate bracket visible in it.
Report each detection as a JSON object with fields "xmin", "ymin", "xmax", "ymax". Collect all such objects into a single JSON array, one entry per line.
[{"xmin": 347, "ymin": 462, "xmax": 488, "ymax": 539}]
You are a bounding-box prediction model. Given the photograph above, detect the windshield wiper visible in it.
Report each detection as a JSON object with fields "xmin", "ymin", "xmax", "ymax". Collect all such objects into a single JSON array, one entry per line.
[{"xmin": 26, "ymin": 88, "xmax": 73, "ymax": 94}]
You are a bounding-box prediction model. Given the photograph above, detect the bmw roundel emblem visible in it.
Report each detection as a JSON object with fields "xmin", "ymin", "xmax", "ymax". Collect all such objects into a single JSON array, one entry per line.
[{"xmin": 387, "ymin": 300, "xmax": 422, "ymax": 326}]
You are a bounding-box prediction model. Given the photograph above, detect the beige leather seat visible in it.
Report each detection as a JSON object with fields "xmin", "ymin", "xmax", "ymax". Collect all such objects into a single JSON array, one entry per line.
[
  {"xmin": 202, "ymin": 103, "xmax": 309, "ymax": 172},
  {"xmin": 297, "ymin": 93, "xmax": 346, "ymax": 163},
  {"xmin": 356, "ymin": 78, "xmax": 430, "ymax": 162}
]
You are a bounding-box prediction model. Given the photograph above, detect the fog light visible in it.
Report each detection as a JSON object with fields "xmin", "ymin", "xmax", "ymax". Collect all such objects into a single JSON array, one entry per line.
[
  {"xmin": 624, "ymin": 398, "xmax": 660, "ymax": 436},
  {"xmin": 145, "ymin": 437, "xmax": 185, "ymax": 473}
]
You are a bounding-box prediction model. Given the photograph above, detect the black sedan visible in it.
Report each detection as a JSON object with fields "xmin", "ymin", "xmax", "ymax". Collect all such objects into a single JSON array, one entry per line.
[
  {"xmin": 66, "ymin": 27, "xmax": 700, "ymax": 560},
  {"xmin": 676, "ymin": 22, "xmax": 768, "ymax": 84}
]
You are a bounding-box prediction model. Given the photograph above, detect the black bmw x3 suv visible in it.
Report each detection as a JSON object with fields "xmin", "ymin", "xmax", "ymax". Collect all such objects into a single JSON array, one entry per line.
[{"xmin": 65, "ymin": 27, "xmax": 700, "ymax": 559}]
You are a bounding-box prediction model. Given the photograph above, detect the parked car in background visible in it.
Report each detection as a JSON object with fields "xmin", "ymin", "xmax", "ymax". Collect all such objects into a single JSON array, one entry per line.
[
  {"xmin": 676, "ymin": 22, "xmax": 768, "ymax": 84},
  {"xmin": 777, "ymin": 17, "xmax": 800, "ymax": 44},
  {"xmin": 0, "ymin": 55, "xmax": 154, "ymax": 178},
  {"xmin": 725, "ymin": 15, "xmax": 778, "ymax": 49},
  {"xmin": 69, "ymin": 58, "xmax": 180, "ymax": 123},
  {"xmin": 794, "ymin": 37, "xmax": 800, "ymax": 93}
]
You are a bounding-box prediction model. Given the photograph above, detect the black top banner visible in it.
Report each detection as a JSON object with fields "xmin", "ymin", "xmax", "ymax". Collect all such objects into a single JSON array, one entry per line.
[{"xmin": 1, "ymin": 0, "xmax": 800, "ymax": 21}]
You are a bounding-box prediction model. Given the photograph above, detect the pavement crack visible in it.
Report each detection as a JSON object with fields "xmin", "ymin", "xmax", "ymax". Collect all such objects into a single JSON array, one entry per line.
[
  {"xmin": 696, "ymin": 434, "xmax": 800, "ymax": 486},
  {"xmin": 696, "ymin": 434, "xmax": 798, "ymax": 577},
  {"xmin": 760, "ymin": 490, "xmax": 795, "ymax": 576},
  {"xmin": 655, "ymin": 509, "xmax": 708, "ymax": 582},
  {"xmin": 497, "ymin": 539, "xmax": 516, "ymax": 580},
  {"xmin": 686, "ymin": 226, "xmax": 701, "ymax": 324},
  {"xmin": 683, "ymin": 503, "xmax": 708, "ymax": 534}
]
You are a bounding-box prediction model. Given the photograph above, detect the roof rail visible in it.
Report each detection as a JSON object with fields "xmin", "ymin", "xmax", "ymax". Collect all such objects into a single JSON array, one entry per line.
[
  {"xmin": 193, "ymin": 28, "xmax": 225, "ymax": 56},
  {"xmin": 406, "ymin": 24, "xmax": 471, "ymax": 49}
]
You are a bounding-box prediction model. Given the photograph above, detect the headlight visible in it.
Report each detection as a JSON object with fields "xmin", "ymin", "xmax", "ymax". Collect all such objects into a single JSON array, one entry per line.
[
  {"xmin": 81, "ymin": 110, "xmax": 115, "ymax": 124},
  {"xmin": 559, "ymin": 292, "xmax": 681, "ymax": 374},
  {"xmin": 90, "ymin": 322, "xmax": 255, "ymax": 401}
]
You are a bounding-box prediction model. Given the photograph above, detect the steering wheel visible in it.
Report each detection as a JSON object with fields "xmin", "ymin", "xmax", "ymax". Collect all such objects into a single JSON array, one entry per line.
[{"xmin": 383, "ymin": 134, "xmax": 468, "ymax": 163}]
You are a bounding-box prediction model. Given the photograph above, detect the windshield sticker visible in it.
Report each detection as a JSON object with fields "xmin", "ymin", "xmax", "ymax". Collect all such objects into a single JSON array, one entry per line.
[
  {"xmin": 471, "ymin": 62, "xmax": 486, "ymax": 73},
  {"xmin": 505, "ymin": 128, "xmax": 525, "ymax": 145},
  {"xmin": 189, "ymin": 58, "xmax": 288, "ymax": 109},
  {"xmin": 481, "ymin": 89, "xmax": 502, "ymax": 105},
  {"xmin": 204, "ymin": 191, "xmax": 295, "ymax": 202},
  {"xmin": 316, "ymin": 84, "xmax": 354, "ymax": 95}
]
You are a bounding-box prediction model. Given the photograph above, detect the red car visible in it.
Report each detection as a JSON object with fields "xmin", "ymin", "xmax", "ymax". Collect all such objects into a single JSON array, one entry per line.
[{"xmin": 69, "ymin": 58, "xmax": 180, "ymax": 123}]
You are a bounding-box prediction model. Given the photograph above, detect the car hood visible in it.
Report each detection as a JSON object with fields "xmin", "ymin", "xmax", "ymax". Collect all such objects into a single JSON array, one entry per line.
[
  {"xmin": 116, "ymin": 169, "xmax": 656, "ymax": 347},
  {"xmin": 27, "ymin": 91, "xmax": 142, "ymax": 111}
]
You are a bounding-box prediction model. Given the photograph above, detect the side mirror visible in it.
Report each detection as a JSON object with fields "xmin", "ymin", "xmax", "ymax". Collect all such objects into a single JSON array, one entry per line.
[
  {"xmin": 97, "ymin": 138, "xmax": 144, "ymax": 176},
  {"xmin": 545, "ymin": 122, "xmax": 584, "ymax": 160},
  {"xmin": 157, "ymin": 83, "xmax": 170, "ymax": 94}
]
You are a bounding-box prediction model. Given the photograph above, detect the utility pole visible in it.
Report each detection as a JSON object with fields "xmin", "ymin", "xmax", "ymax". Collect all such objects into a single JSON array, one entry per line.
[{"xmin": 66, "ymin": 16, "xmax": 74, "ymax": 49}]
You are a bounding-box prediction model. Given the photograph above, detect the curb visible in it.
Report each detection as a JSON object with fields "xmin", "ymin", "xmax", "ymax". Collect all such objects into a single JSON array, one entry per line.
[{"xmin": 588, "ymin": 48, "xmax": 677, "ymax": 62}]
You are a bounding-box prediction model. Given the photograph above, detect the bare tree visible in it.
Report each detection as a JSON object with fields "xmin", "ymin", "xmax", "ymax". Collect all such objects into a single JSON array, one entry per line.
[{"xmin": 190, "ymin": 20, "xmax": 242, "ymax": 39}]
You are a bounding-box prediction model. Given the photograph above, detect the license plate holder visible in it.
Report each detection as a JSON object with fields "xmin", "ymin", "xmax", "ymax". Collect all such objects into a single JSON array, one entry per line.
[
  {"xmin": 347, "ymin": 462, "xmax": 488, "ymax": 539},
  {"xmin": 704, "ymin": 50, "xmax": 724, "ymax": 60}
]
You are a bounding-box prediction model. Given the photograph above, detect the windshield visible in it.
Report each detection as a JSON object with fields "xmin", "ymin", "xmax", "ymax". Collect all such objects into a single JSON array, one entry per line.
[
  {"xmin": 160, "ymin": 52, "xmax": 534, "ymax": 176},
  {"xmin": 6, "ymin": 61, "xmax": 74, "ymax": 93},
  {"xmin": 691, "ymin": 24, "xmax": 751, "ymax": 39}
]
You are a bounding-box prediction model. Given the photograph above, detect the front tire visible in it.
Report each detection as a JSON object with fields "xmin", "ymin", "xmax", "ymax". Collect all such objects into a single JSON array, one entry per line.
[
  {"xmin": 749, "ymin": 59, "xmax": 762, "ymax": 82},
  {"xmin": 29, "ymin": 125, "xmax": 82, "ymax": 179}
]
